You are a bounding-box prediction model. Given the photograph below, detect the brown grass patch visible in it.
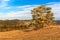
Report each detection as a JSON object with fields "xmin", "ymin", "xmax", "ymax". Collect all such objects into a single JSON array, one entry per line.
[{"xmin": 0, "ymin": 25, "xmax": 60, "ymax": 40}]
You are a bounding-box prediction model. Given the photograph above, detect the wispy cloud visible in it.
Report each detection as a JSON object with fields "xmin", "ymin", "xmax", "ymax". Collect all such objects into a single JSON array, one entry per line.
[
  {"xmin": 0, "ymin": 1, "xmax": 60, "ymax": 20},
  {"xmin": 0, "ymin": 4, "xmax": 40, "ymax": 20},
  {"xmin": 0, "ymin": 0, "xmax": 10, "ymax": 7},
  {"xmin": 46, "ymin": 2, "xmax": 60, "ymax": 20}
]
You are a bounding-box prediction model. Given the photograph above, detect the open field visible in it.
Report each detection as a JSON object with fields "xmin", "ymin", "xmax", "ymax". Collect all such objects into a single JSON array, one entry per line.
[{"xmin": 0, "ymin": 25, "xmax": 60, "ymax": 40}]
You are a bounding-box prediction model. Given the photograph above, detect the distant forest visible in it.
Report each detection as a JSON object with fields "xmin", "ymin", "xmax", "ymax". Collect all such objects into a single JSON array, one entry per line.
[{"xmin": 55, "ymin": 20, "xmax": 60, "ymax": 25}]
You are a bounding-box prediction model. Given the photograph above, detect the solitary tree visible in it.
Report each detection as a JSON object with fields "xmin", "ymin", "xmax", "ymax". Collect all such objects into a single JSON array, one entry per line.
[{"xmin": 31, "ymin": 5, "xmax": 55, "ymax": 28}]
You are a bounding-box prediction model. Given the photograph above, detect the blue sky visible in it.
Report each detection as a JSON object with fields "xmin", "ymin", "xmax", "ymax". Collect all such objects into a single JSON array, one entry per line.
[
  {"xmin": 0, "ymin": 0, "xmax": 60, "ymax": 20},
  {"xmin": 8, "ymin": 0, "xmax": 60, "ymax": 6}
]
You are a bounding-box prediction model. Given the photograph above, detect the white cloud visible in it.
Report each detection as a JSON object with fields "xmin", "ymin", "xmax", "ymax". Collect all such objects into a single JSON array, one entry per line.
[
  {"xmin": 0, "ymin": 2, "xmax": 60, "ymax": 20},
  {"xmin": 0, "ymin": 5, "xmax": 39, "ymax": 20},
  {"xmin": 9, "ymin": 3, "xmax": 60, "ymax": 20},
  {"xmin": 3, "ymin": 0, "xmax": 10, "ymax": 1},
  {"xmin": 0, "ymin": 0, "xmax": 10, "ymax": 7},
  {"xmin": 46, "ymin": 2, "xmax": 60, "ymax": 20},
  {"xmin": 0, "ymin": 10, "xmax": 33, "ymax": 20},
  {"xmin": 17, "ymin": 5, "xmax": 40, "ymax": 11}
]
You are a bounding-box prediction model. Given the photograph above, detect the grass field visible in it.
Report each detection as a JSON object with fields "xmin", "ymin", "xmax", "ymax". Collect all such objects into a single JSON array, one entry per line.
[{"xmin": 0, "ymin": 25, "xmax": 60, "ymax": 40}]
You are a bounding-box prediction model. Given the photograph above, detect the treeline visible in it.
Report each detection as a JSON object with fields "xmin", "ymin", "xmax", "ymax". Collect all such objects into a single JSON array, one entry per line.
[
  {"xmin": 0, "ymin": 20, "xmax": 31, "ymax": 32},
  {"xmin": 55, "ymin": 20, "xmax": 60, "ymax": 25}
]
